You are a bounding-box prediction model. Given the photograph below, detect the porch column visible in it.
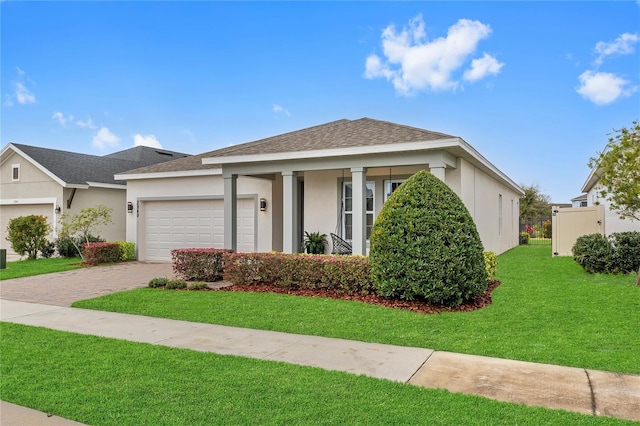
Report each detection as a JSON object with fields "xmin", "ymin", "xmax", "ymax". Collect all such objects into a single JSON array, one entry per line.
[
  {"xmin": 223, "ymin": 173, "xmax": 238, "ymax": 251},
  {"xmin": 351, "ymin": 166, "xmax": 367, "ymax": 256},
  {"xmin": 282, "ymin": 170, "xmax": 298, "ymax": 253},
  {"xmin": 429, "ymin": 164, "xmax": 446, "ymax": 182}
]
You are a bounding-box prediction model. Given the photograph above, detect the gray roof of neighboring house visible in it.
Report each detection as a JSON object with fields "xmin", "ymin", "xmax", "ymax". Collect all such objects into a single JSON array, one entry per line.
[
  {"xmin": 123, "ymin": 118, "xmax": 457, "ymax": 175},
  {"xmin": 9, "ymin": 143, "xmax": 190, "ymax": 186}
]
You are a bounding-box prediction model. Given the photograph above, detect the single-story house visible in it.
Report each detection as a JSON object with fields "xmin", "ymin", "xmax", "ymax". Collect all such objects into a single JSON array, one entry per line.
[
  {"xmin": 117, "ymin": 118, "xmax": 524, "ymax": 261},
  {"xmin": 579, "ymin": 166, "xmax": 639, "ymax": 234},
  {"xmin": 0, "ymin": 143, "xmax": 189, "ymax": 260}
]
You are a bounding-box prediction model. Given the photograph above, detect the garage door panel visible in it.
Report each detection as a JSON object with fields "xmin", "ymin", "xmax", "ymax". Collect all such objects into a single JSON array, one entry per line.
[{"xmin": 142, "ymin": 199, "xmax": 255, "ymax": 261}]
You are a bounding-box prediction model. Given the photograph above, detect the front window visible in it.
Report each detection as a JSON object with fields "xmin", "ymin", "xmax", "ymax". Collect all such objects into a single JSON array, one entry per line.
[
  {"xmin": 343, "ymin": 182, "xmax": 374, "ymax": 240},
  {"xmin": 384, "ymin": 179, "xmax": 405, "ymax": 201}
]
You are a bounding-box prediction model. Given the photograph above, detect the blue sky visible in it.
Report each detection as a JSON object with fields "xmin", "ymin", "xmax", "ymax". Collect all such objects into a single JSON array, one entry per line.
[{"xmin": 2, "ymin": 1, "xmax": 639, "ymax": 203}]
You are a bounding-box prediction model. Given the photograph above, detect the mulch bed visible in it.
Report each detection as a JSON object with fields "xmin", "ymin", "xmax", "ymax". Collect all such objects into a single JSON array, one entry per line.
[{"xmin": 216, "ymin": 280, "xmax": 500, "ymax": 314}]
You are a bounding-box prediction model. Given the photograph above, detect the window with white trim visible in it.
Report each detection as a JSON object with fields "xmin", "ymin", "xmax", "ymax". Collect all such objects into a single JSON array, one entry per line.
[
  {"xmin": 384, "ymin": 179, "xmax": 405, "ymax": 201},
  {"xmin": 12, "ymin": 164, "xmax": 20, "ymax": 181},
  {"xmin": 343, "ymin": 182, "xmax": 374, "ymax": 241}
]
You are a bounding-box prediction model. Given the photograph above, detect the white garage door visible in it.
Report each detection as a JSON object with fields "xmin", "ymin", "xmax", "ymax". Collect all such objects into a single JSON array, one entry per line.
[
  {"xmin": 0, "ymin": 203, "xmax": 55, "ymax": 260},
  {"xmin": 142, "ymin": 198, "xmax": 255, "ymax": 261}
]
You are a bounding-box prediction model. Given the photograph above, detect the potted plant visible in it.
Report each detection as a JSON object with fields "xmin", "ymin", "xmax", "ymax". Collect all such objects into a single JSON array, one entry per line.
[{"xmin": 303, "ymin": 231, "xmax": 327, "ymax": 254}]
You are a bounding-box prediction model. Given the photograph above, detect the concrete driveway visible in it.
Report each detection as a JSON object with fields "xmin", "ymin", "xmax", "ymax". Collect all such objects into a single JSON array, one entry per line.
[{"xmin": 0, "ymin": 262, "xmax": 174, "ymax": 306}]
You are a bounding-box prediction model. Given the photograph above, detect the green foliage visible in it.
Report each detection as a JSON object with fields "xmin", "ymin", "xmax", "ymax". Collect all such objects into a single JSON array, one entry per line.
[
  {"xmin": 5, "ymin": 215, "xmax": 51, "ymax": 260},
  {"xmin": 483, "ymin": 252, "xmax": 497, "ymax": 281},
  {"xmin": 187, "ymin": 281, "xmax": 209, "ymax": 290},
  {"xmin": 171, "ymin": 248, "xmax": 232, "ymax": 282},
  {"xmin": 55, "ymin": 235, "xmax": 104, "ymax": 258},
  {"xmin": 82, "ymin": 242, "xmax": 121, "ymax": 266},
  {"xmin": 224, "ymin": 252, "xmax": 374, "ymax": 295},
  {"xmin": 519, "ymin": 184, "xmax": 551, "ymax": 220},
  {"xmin": 165, "ymin": 279, "xmax": 187, "ymax": 290},
  {"xmin": 369, "ymin": 170, "xmax": 488, "ymax": 307},
  {"xmin": 572, "ymin": 234, "xmax": 614, "ymax": 273},
  {"xmin": 542, "ymin": 220, "xmax": 552, "ymax": 239},
  {"xmin": 118, "ymin": 241, "xmax": 136, "ymax": 261},
  {"xmin": 302, "ymin": 231, "xmax": 327, "ymax": 254},
  {"xmin": 40, "ymin": 241, "xmax": 56, "ymax": 258},
  {"xmin": 59, "ymin": 205, "xmax": 113, "ymax": 261},
  {"xmin": 610, "ymin": 232, "xmax": 640, "ymax": 274},
  {"xmin": 519, "ymin": 232, "xmax": 530, "ymax": 245},
  {"xmin": 148, "ymin": 277, "xmax": 169, "ymax": 288},
  {"xmin": 589, "ymin": 120, "xmax": 640, "ymax": 221}
]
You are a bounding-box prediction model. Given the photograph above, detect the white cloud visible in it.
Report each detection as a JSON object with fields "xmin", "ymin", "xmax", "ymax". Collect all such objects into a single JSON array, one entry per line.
[
  {"xmin": 76, "ymin": 117, "xmax": 97, "ymax": 129},
  {"xmin": 52, "ymin": 111, "xmax": 74, "ymax": 126},
  {"xmin": 15, "ymin": 82, "xmax": 36, "ymax": 104},
  {"xmin": 4, "ymin": 67, "xmax": 36, "ymax": 106},
  {"xmin": 594, "ymin": 33, "xmax": 639, "ymax": 66},
  {"xmin": 92, "ymin": 127, "xmax": 120, "ymax": 149},
  {"xmin": 133, "ymin": 134, "xmax": 162, "ymax": 148},
  {"xmin": 364, "ymin": 15, "xmax": 500, "ymax": 95},
  {"xmin": 463, "ymin": 53, "xmax": 504, "ymax": 82},
  {"xmin": 273, "ymin": 104, "xmax": 290, "ymax": 116},
  {"xmin": 576, "ymin": 70, "xmax": 637, "ymax": 105}
]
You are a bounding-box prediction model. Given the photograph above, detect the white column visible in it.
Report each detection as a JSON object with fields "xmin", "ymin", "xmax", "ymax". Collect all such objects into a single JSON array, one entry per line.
[
  {"xmin": 351, "ymin": 167, "xmax": 367, "ymax": 256},
  {"xmin": 430, "ymin": 165, "xmax": 446, "ymax": 182},
  {"xmin": 223, "ymin": 174, "xmax": 238, "ymax": 251},
  {"xmin": 282, "ymin": 171, "xmax": 298, "ymax": 253}
]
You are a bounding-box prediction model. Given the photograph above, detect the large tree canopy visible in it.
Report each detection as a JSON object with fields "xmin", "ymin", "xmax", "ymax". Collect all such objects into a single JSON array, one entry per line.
[
  {"xmin": 589, "ymin": 120, "xmax": 640, "ymax": 221},
  {"xmin": 519, "ymin": 184, "xmax": 551, "ymax": 220}
]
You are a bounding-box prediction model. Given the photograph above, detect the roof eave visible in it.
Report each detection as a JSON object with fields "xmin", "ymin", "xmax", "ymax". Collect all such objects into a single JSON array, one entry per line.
[{"xmin": 115, "ymin": 168, "xmax": 222, "ymax": 181}]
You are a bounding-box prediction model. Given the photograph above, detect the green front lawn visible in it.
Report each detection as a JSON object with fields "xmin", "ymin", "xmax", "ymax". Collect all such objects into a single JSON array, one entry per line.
[
  {"xmin": 0, "ymin": 257, "xmax": 83, "ymax": 280},
  {"xmin": 1, "ymin": 323, "xmax": 632, "ymax": 426},
  {"xmin": 74, "ymin": 245, "xmax": 640, "ymax": 374}
]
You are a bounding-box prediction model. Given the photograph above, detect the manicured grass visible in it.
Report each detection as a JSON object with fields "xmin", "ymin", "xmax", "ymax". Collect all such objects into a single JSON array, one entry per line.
[
  {"xmin": 1, "ymin": 323, "xmax": 633, "ymax": 426},
  {"xmin": 0, "ymin": 257, "xmax": 83, "ymax": 280},
  {"xmin": 74, "ymin": 246, "xmax": 640, "ymax": 374}
]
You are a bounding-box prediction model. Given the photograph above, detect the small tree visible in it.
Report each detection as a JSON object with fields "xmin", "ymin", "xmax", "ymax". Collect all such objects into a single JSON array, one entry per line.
[
  {"xmin": 519, "ymin": 184, "xmax": 551, "ymax": 220},
  {"xmin": 6, "ymin": 215, "xmax": 51, "ymax": 260},
  {"xmin": 59, "ymin": 205, "xmax": 113, "ymax": 261},
  {"xmin": 589, "ymin": 120, "xmax": 640, "ymax": 285}
]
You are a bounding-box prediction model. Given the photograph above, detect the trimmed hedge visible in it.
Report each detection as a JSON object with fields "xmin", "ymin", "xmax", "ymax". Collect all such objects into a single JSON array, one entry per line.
[
  {"xmin": 369, "ymin": 170, "xmax": 488, "ymax": 307},
  {"xmin": 573, "ymin": 232, "xmax": 640, "ymax": 274},
  {"xmin": 483, "ymin": 251, "xmax": 497, "ymax": 281},
  {"xmin": 83, "ymin": 242, "xmax": 121, "ymax": 266},
  {"xmin": 118, "ymin": 241, "xmax": 136, "ymax": 261},
  {"xmin": 172, "ymin": 248, "xmax": 234, "ymax": 282},
  {"xmin": 223, "ymin": 252, "xmax": 374, "ymax": 295}
]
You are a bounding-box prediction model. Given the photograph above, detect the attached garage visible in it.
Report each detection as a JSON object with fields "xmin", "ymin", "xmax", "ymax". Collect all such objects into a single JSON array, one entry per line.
[
  {"xmin": 0, "ymin": 202, "xmax": 56, "ymax": 260},
  {"xmin": 140, "ymin": 198, "xmax": 256, "ymax": 261}
]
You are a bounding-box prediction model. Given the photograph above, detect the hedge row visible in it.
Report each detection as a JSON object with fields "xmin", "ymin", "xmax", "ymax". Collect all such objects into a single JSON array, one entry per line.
[
  {"xmin": 82, "ymin": 241, "xmax": 136, "ymax": 265},
  {"xmin": 171, "ymin": 248, "xmax": 233, "ymax": 282},
  {"xmin": 572, "ymin": 232, "xmax": 640, "ymax": 274}
]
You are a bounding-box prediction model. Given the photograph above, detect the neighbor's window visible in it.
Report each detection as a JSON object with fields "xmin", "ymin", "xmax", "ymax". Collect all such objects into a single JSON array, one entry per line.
[
  {"xmin": 343, "ymin": 182, "xmax": 374, "ymax": 241},
  {"xmin": 11, "ymin": 164, "xmax": 20, "ymax": 181}
]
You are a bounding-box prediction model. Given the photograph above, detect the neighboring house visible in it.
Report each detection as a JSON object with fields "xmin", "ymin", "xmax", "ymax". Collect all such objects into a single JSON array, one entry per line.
[
  {"xmin": 117, "ymin": 118, "xmax": 524, "ymax": 261},
  {"xmin": 0, "ymin": 143, "xmax": 189, "ymax": 260},
  {"xmin": 571, "ymin": 194, "xmax": 588, "ymax": 208},
  {"xmin": 580, "ymin": 167, "xmax": 639, "ymax": 234}
]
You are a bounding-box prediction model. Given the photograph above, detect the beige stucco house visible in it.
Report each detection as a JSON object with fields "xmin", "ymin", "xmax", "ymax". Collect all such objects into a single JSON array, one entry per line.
[
  {"xmin": 117, "ymin": 118, "xmax": 524, "ymax": 261},
  {"xmin": 0, "ymin": 143, "xmax": 188, "ymax": 260}
]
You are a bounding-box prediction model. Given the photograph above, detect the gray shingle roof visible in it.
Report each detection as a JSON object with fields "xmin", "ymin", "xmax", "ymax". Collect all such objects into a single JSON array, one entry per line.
[
  {"xmin": 11, "ymin": 144, "xmax": 189, "ymax": 186},
  {"xmin": 124, "ymin": 118, "xmax": 456, "ymax": 175}
]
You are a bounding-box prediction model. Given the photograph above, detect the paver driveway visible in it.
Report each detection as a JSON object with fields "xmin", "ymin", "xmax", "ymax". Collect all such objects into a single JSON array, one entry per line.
[{"xmin": 0, "ymin": 262, "xmax": 174, "ymax": 306}]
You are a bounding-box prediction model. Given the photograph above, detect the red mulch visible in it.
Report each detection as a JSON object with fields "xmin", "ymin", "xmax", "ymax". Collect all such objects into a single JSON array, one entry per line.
[{"xmin": 216, "ymin": 280, "xmax": 500, "ymax": 314}]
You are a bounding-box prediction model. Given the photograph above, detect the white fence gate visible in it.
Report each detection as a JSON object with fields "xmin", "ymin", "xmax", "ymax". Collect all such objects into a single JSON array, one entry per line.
[{"xmin": 551, "ymin": 205, "xmax": 605, "ymax": 256}]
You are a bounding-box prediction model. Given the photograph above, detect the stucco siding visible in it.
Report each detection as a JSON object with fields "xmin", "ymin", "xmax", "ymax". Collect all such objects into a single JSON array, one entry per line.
[
  {"xmin": 586, "ymin": 186, "xmax": 640, "ymax": 234},
  {"xmin": 66, "ymin": 187, "xmax": 127, "ymax": 242}
]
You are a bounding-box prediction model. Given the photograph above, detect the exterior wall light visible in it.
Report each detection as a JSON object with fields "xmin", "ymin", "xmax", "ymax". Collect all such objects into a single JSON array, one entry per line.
[
  {"xmin": 55, "ymin": 206, "xmax": 61, "ymax": 214},
  {"xmin": 260, "ymin": 198, "xmax": 267, "ymax": 212},
  {"xmin": 127, "ymin": 202, "xmax": 134, "ymax": 214}
]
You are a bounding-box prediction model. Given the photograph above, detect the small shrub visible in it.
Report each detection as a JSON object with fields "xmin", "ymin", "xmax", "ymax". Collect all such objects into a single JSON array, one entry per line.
[
  {"xmin": 302, "ymin": 231, "xmax": 327, "ymax": 254},
  {"xmin": 148, "ymin": 277, "xmax": 169, "ymax": 288},
  {"xmin": 6, "ymin": 215, "xmax": 51, "ymax": 260},
  {"xmin": 519, "ymin": 232, "xmax": 529, "ymax": 245},
  {"xmin": 542, "ymin": 220, "xmax": 552, "ymax": 239},
  {"xmin": 40, "ymin": 241, "xmax": 56, "ymax": 258},
  {"xmin": 483, "ymin": 251, "xmax": 497, "ymax": 281},
  {"xmin": 165, "ymin": 279, "xmax": 187, "ymax": 290},
  {"xmin": 118, "ymin": 241, "xmax": 136, "ymax": 261},
  {"xmin": 572, "ymin": 234, "xmax": 614, "ymax": 273},
  {"xmin": 56, "ymin": 234, "xmax": 103, "ymax": 258},
  {"xmin": 83, "ymin": 242, "xmax": 121, "ymax": 266},
  {"xmin": 369, "ymin": 170, "xmax": 487, "ymax": 307},
  {"xmin": 187, "ymin": 281, "xmax": 209, "ymax": 290},
  {"xmin": 609, "ymin": 232, "xmax": 640, "ymax": 274},
  {"xmin": 525, "ymin": 225, "xmax": 534, "ymax": 237},
  {"xmin": 172, "ymin": 248, "xmax": 233, "ymax": 281}
]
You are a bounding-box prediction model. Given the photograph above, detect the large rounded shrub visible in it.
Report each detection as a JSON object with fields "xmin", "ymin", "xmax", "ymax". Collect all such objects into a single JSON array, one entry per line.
[{"xmin": 369, "ymin": 170, "xmax": 488, "ymax": 307}]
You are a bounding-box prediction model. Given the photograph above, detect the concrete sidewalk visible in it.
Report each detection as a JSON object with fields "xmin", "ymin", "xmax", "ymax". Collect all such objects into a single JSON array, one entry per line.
[{"xmin": 2, "ymin": 299, "xmax": 639, "ymax": 423}]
